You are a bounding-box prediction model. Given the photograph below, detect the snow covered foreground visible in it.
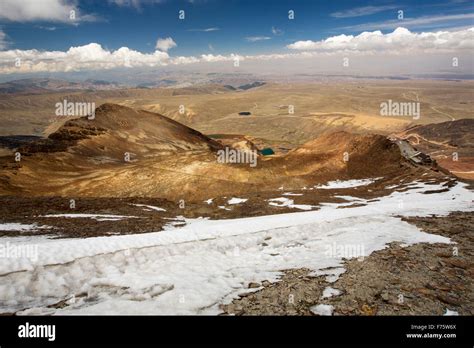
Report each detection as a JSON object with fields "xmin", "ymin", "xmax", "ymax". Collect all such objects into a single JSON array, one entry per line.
[{"xmin": 0, "ymin": 181, "xmax": 472, "ymax": 315}]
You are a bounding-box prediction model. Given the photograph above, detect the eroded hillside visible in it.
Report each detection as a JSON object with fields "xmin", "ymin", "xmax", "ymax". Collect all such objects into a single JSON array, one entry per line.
[{"xmin": 0, "ymin": 103, "xmax": 423, "ymax": 200}]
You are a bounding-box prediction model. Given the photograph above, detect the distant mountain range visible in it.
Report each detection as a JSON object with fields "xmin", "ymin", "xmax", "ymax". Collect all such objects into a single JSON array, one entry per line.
[
  {"xmin": 0, "ymin": 78, "xmax": 123, "ymax": 95},
  {"xmin": 0, "ymin": 77, "xmax": 268, "ymax": 95},
  {"xmin": 223, "ymin": 81, "xmax": 266, "ymax": 91}
]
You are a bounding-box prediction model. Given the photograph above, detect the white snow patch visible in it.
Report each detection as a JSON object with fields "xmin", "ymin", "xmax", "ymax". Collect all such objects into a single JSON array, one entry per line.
[
  {"xmin": 321, "ymin": 287, "xmax": 342, "ymax": 299},
  {"xmin": 204, "ymin": 199, "xmax": 214, "ymax": 205},
  {"xmin": 0, "ymin": 223, "xmax": 51, "ymax": 232},
  {"xmin": 444, "ymin": 309, "xmax": 459, "ymax": 316},
  {"xmin": 227, "ymin": 198, "xmax": 248, "ymax": 205},
  {"xmin": 334, "ymin": 195, "xmax": 366, "ymax": 202},
  {"xmin": 311, "ymin": 267, "xmax": 347, "ymax": 283},
  {"xmin": 268, "ymin": 197, "xmax": 315, "ymax": 211},
  {"xmin": 315, "ymin": 178, "xmax": 382, "ymax": 189},
  {"xmin": 0, "ymin": 181, "xmax": 471, "ymax": 315},
  {"xmin": 290, "ymin": 204, "xmax": 314, "ymax": 211},
  {"xmin": 268, "ymin": 197, "xmax": 293, "ymax": 207},
  {"xmin": 310, "ymin": 304, "xmax": 334, "ymax": 316},
  {"xmin": 162, "ymin": 216, "xmax": 208, "ymax": 231},
  {"xmin": 282, "ymin": 192, "xmax": 304, "ymax": 196},
  {"xmin": 130, "ymin": 204, "xmax": 166, "ymax": 212},
  {"xmin": 41, "ymin": 214, "xmax": 139, "ymax": 221}
]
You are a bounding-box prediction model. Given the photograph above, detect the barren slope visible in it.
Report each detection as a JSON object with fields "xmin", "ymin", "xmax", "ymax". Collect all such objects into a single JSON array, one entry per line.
[
  {"xmin": 397, "ymin": 119, "xmax": 474, "ymax": 179},
  {"xmin": 0, "ymin": 104, "xmax": 426, "ymax": 200}
]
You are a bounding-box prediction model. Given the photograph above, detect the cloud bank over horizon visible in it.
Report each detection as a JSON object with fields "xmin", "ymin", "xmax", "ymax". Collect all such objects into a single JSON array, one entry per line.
[{"xmin": 0, "ymin": 27, "xmax": 472, "ymax": 75}]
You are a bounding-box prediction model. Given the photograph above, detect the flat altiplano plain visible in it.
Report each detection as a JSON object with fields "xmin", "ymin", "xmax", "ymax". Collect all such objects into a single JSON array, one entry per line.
[
  {"xmin": 103, "ymin": 80, "xmax": 474, "ymax": 147},
  {"xmin": 1, "ymin": 81, "xmax": 473, "ymax": 145}
]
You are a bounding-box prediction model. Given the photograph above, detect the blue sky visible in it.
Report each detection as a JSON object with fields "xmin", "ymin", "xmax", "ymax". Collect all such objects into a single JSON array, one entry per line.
[{"xmin": 1, "ymin": 0, "xmax": 473, "ymax": 55}]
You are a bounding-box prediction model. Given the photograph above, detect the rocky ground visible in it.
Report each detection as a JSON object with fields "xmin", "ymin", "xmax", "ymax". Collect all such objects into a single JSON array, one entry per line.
[
  {"xmin": 221, "ymin": 211, "xmax": 473, "ymax": 315},
  {"xmin": 0, "ymin": 170, "xmax": 452, "ymax": 238},
  {"xmin": 1, "ymin": 172, "xmax": 471, "ymax": 316}
]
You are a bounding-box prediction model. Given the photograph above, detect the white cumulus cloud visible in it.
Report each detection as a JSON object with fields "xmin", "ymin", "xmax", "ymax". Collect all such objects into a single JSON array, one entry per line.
[
  {"xmin": 287, "ymin": 27, "xmax": 474, "ymax": 53},
  {"xmin": 155, "ymin": 37, "xmax": 177, "ymax": 52},
  {"xmin": 0, "ymin": 0, "xmax": 97, "ymax": 23},
  {"xmin": 0, "ymin": 43, "xmax": 170, "ymax": 73}
]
